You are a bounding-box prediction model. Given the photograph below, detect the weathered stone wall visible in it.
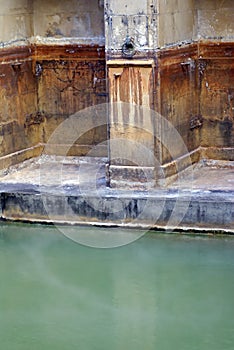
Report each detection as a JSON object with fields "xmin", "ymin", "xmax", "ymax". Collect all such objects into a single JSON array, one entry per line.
[
  {"xmin": 0, "ymin": 0, "xmax": 107, "ymax": 169},
  {"xmin": 105, "ymin": 0, "xmax": 158, "ymax": 57},
  {"xmin": 0, "ymin": 0, "xmax": 32, "ymax": 47},
  {"xmin": 0, "ymin": 1, "xmax": 39, "ymax": 170},
  {"xmin": 194, "ymin": 1, "xmax": 234, "ymax": 160},
  {"xmin": 107, "ymin": 60, "xmax": 156, "ymax": 187},
  {"xmin": 32, "ymin": 0, "xmax": 105, "ymax": 44},
  {"xmin": 198, "ymin": 42, "xmax": 234, "ymax": 160},
  {"xmin": 156, "ymin": 42, "xmax": 234, "ymax": 167},
  {"xmin": 105, "ymin": 0, "xmax": 196, "ymax": 53},
  {"xmin": 158, "ymin": 44, "xmax": 200, "ymax": 167},
  {"xmin": 32, "ymin": 0, "xmax": 107, "ymax": 156},
  {"xmin": 196, "ymin": 0, "xmax": 234, "ymax": 41},
  {"xmin": 105, "ymin": 0, "xmax": 233, "ymax": 186},
  {"xmin": 0, "ymin": 0, "xmax": 233, "ymax": 176},
  {"xmin": 0, "ymin": 48, "xmax": 39, "ymax": 158},
  {"xmin": 33, "ymin": 44, "xmax": 107, "ymax": 155},
  {"xmin": 158, "ymin": 0, "xmax": 196, "ymax": 47}
]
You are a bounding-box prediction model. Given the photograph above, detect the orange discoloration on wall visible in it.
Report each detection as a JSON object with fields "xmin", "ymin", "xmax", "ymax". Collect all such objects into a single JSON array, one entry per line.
[
  {"xmin": 198, "ymin": 42, "xmax": 234, "ymax": 153},
  {"xmin": 158, "ymin": 44, "xmax": 199, "ymax": 164},
  {"xmin": 0, "ymin": 41, "xmax": 233, "ymax": 173},
  {"xmin": 0, "ymin": 44, "xmax": 107, "ymax": 168}
]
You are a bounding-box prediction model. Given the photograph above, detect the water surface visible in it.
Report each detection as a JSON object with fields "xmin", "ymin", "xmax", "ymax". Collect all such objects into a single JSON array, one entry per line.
[{"xmin": 0, "ymin": 222, "xmax": 234, "ymax": 350}]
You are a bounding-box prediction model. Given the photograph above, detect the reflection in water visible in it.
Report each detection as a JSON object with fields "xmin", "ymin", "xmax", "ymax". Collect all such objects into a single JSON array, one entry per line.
[{"xmin": 0, "ymin": 222, "xmax": 234, "ymax": 350}]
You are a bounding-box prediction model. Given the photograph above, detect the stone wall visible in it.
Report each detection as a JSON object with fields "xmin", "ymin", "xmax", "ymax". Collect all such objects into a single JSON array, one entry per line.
[
  {"xmin": 0, "ymin": 0, "xmax": 32, "ymax": 47},
  {"xmin": 0, "ymin": 47, "xmax": 40, "ymax": 170},
  {"xmin": 0, "ymin": 0, "xmax": 233, "ymax": 178},
  {"xmin": 158, "ymin": 0, "xmax": 196, "ymax": 47},
  {"xmin": 195, "ymin": 1, "xmax": 234, "ymax": 160},
  {"xmin": 105, "ymin": 0, "xmax": 233, "ymax": 186},
  {"xmin": 0, "ymin": 0, "xmax": 107, "ymax": 169},
  {"xmin": 196, "ymin": 0, "xmax": 234, "ymax": 41},
  {"xmin": 105, "ymin": 0, "xmax": 158, "ymax": 57},
  {"xmin": 0, "ymin": 1, "xmax": 38, "ymax": 170},
  {"xmin": 33, "ymin": 44, "xmax": 107, "ymax": 156},
  {"xmin": 32, "ymin": 0, "xmax": 105, "ymax": 44},
  {"xmin": 105, "ymin": 0, "xmax": 197, "ymax": 53},
  {"xmin": 198, "ymin": 42, "xmax": 234, "ymax": 160},
  {"xmin": 158, "ymin": 44, "xmax": 200, "ymax": 168}
]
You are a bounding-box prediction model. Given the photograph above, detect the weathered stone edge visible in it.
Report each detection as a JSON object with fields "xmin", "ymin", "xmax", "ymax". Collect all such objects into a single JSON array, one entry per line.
[{"xmin": 0, "ymin": 190, "xmax": 233, "ymax": 234}]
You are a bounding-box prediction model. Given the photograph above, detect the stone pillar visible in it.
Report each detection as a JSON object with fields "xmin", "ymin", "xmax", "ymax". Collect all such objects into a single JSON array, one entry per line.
[
  {"xmin": 104, "ymin": 0, "xmax": 158, "ymax": 58},
  {"xmin": 107, "ymin": 60, "xmax": 157, "ymax": 188},
  {"xmin": 105, "ymin": 0, "xmax": 159, "ymax": 188}
]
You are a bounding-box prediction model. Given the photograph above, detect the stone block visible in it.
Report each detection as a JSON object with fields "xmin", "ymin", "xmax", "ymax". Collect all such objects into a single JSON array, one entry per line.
[
  {"xmin": 108, "ymin": 0, "xmax": 148, "ymax": 15},
  {"xmin": 33, "ymin": 0, "xmax": 104, "ymax": 40},
  {"xmin": 198, "ymin": 8, "xmax": 234, "ymax": 39},
  {"xmin": 0, "ymin": 13, "xmax": 31, "ymax": 44}
]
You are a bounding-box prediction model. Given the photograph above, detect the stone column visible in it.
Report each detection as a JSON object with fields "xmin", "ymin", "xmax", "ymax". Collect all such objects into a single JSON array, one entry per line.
[
  {"xmin": 104, "ymin": 0, "xmax": 158, "ymax": 58},
  {"xmin": 104, "ymin": 0, "xmax": 159, "ymax": 188},
  {"xmin": 107, "ymin": 59, "xmax": 157, "ymax": 188}
]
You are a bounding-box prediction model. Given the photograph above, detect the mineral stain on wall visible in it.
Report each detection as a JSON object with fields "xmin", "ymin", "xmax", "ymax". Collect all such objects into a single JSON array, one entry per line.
[
  {"xmin": 0, "ymin": 0, "xmax": 233, "ymax": 178},
  {"xmin": 33, "ymin": 44, "xmax": 107, "ymax": 154},
  {"xmin": 0, "ymin": 0, "xmax": 107, "ymax": 169}
]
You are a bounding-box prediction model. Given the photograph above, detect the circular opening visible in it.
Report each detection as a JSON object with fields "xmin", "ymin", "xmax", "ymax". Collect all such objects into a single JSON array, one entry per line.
[
  {"xmin": 125, "ymin": 42, "xmax": 134, "ymax": 50},
  {"xmin": 122, "ymin": 38, "xmax": 136, "ymax": 58}
]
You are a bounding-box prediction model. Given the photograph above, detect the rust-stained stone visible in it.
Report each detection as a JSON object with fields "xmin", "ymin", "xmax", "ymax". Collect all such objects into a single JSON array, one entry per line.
[
  {"xmin": 107, "ymin": 42, "xmax": 233, "ymax": 185},
  {"xmin": 199, "ymin": 55, "xmax": 234, "ymax": 149},
  {"xmin": 0, "ymin": 44, "xmax": 107, "ymax": 165},
  {"xmin": 158, "ymin": 46, "xmax": 199, "ymax": 164},
  {"xmin": 198, "ymin": 42, "xmax": 234, "ymax": 58},
  {"xmin": 33, "ymin": 44, "xmax": 105, "ymax": 60},
  {"xmin": 107, "ymin": 61, "xmax": 157, "ymax": 186},
  {"xmin": 35, "ymin": 45, "xmax": 107, "ymax": 148},
  {"xmin": 37, "ymin": 59, "xmax": 106, "ymax": 116},
  {"xmin": 0, "ymin": 46, "xmax": 31, "ymax": 63},
  {"xmin": 0, "ymin": 56, "xmax": 38, "ymax": 160},
  {"xmin": 0, "ymin": 42, "xmax": 233, "ymax": 177}
]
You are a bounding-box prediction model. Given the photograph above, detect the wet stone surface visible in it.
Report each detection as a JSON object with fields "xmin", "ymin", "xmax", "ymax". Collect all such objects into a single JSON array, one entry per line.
[
  {"xmin": 0, "ymin": 156, "xmax": 233, "ymax": 192},
  {"xmin": 0, "ymin": 156, "xmax": 233, "ymax": 232}
]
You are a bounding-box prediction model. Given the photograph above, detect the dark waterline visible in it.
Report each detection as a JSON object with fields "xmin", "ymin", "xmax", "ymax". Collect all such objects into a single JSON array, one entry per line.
[{"xmin": 0, "ymin": 222, "xmax": 234, "ymax": 350}]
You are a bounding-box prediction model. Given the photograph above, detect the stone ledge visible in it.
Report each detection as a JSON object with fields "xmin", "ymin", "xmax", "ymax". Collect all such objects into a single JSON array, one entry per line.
[
  {"xmin": 107, "ymin": 59, "xmax": 155, "ymax": 66},
  {"xmin": 0, "ymin": 189, "xmax": 233, "ymax": 233},
  {"xmin": 0, "ymin": 144, "xmax": 44, "ymax": 172},
  {"xmin": 0, "ymin": 156, "xmax": 233, "ymax": 234}
]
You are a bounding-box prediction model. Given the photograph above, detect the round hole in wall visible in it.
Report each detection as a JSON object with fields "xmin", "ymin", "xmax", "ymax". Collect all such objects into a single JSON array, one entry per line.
[{"xmin": 122, "ymin": 37, "xmax": 136, "ymax": 58}]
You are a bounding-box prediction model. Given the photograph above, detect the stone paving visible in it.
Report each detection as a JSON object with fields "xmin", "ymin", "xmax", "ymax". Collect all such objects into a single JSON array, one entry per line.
[
  {"xmin": 170, "ymin": 160, "xmax": 234, "ymax": 191},
  {"xmin": 0, "ymin": 156, "xmax": 107, "ymax": 190},
  {"xmin": 0, "ymin": 156, "xmax": 233, "ymax": 192},
  {"xmin": 0, "ymin": 156, "xmax": 233, "ymax": 233}
]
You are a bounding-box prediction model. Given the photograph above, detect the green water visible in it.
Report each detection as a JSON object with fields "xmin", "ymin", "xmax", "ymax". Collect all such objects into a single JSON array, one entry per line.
[{"xmin": 0, "ymin": 223, "xmax": 234, "ymax": 350}]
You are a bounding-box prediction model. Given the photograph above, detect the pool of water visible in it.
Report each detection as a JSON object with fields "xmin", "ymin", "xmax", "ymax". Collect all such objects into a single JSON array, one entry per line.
[{"xmin": 0, "ymin": 222, "xmax": 234, "ymax": 350}]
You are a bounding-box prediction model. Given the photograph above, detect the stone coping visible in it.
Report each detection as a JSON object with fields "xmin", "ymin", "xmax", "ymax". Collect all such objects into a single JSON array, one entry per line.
[{"xmin": 0, "ymin": 156, "xmax": 233, "ymax": 234}]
